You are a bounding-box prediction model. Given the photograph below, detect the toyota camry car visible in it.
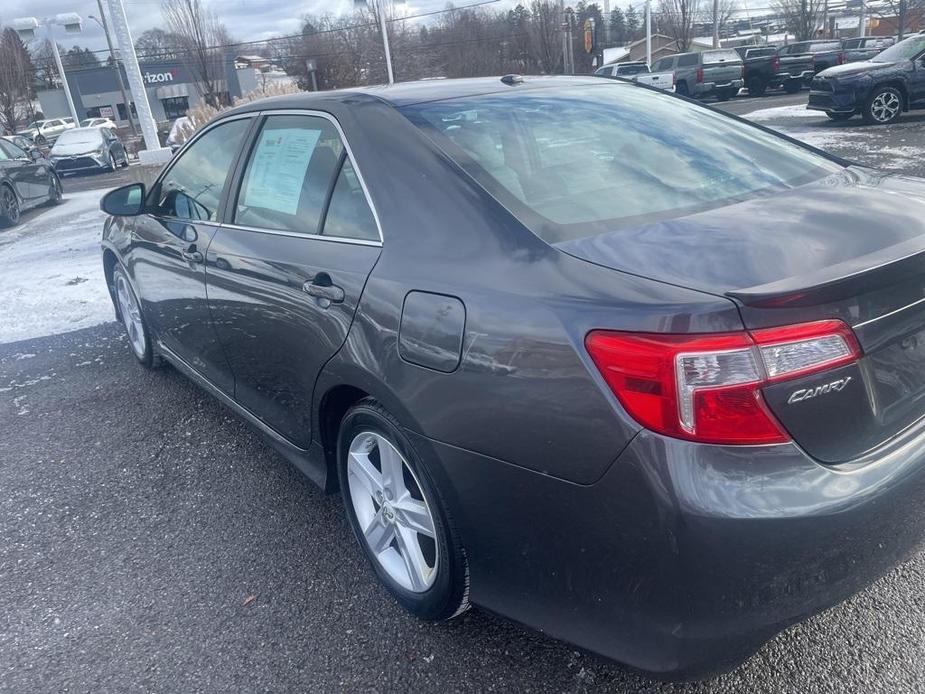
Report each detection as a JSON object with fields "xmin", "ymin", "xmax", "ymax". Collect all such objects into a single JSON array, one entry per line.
[
  {"xmin": 50, "ymin": 126, "xmax": 128, "ymax": 174},
  {"xmin": 0, "ymin": 136, "xmax": 62, "ymax": 227},
  {"xmin": 100, "ymin": 77, "xmax": 925, "ymax": 679}
]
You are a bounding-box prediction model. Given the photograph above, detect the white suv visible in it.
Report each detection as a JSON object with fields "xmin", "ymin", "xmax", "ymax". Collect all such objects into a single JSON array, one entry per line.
[{"xmin": 17, "ymin": 118, "xmax": 76, "ymax": 144}]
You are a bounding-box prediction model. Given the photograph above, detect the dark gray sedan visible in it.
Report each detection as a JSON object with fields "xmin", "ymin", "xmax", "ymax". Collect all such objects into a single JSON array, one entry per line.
[
  {"xmin": 0, "ymin": 136, "xmax": 61, "ymax": 227},
  {"xmin": 99, "ymin": 76, "xmax": 925, "ymax": 679}
]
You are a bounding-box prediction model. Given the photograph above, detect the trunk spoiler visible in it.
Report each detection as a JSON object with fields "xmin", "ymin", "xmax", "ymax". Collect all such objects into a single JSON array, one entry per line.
[{"xmin": 727, "ymin": 237, "xmax": 925, "ymax": 308}]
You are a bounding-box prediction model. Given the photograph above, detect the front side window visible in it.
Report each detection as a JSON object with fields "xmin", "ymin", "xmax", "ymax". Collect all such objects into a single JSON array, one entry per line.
[
  {"xmin": 152, "ymin": 117, "xmax": 251, "ymax": 221},
  {"xmin": 234, "ymin": 114, "xmax": 344, "ymax": 235},
  {"xmin": 0, "ymin": 140, "xmax": 26, "ymax": 159},
  {"xmin": 403, "ymin": 83, "xmax": 841, "ymax": 243}
]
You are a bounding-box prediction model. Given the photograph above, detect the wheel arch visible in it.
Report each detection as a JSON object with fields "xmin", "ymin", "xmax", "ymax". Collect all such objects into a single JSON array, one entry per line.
[
  {"xmin": 874, "ymin": 80, "xmax": 909, "ymax": 109},
  {"xmin": 313, "ymin": 363, "xmax": 430, "ymax": 493}
]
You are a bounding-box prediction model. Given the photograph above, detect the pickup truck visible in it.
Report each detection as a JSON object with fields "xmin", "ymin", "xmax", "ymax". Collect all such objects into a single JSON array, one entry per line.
[
  {"xmin": 593, "ymin": 61, "xmax": 674, "ymax": 91},
  {"xmin": 736, "ymin": 46, "xmax": 781, "ymax": 96},
  {"xmin": 777, "ymin": 40, "xmax": 845, "ymax": 91},
  {"xmin": 652, "ymin": 49, "xmax": 743, "ymax": 101}
]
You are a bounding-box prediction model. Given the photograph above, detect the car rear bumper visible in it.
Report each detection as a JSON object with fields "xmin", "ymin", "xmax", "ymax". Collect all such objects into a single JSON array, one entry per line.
[
  {"xmin": 412, "ymin": 419, "xmax": 925, "ymax": 678},
  {"xmin": 774, "ymin": 69, "xmax": 815, "ymax": 85},
  {"xmin": 699, "ymin": 79, "xmax": 744, "ymax": 96}
]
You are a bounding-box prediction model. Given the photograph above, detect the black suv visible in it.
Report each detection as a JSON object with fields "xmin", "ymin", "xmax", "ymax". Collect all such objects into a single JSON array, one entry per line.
[{"xmin": 809, "ymin": 33, "xmax": 925, "ymax": 124}]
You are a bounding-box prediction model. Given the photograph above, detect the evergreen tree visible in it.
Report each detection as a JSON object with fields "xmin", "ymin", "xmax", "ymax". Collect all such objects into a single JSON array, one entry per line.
[
  {"xmin": 609, "ymin": 7, "xmax": 627, "ymax": 43},
  {"xmin": 625, "ymin": 4, "xmax": 640, "ymax": 39}
]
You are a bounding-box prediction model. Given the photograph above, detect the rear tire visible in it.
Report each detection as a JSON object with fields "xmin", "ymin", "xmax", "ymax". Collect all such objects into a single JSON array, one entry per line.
[
  {"xmin": 338, "ymin": 398, "xmax": 469, "ymax": 622},
  {"xmin": 45, "ymin": 174, "xmax": 62, "ymax": 206},
  {"xmin": 747, "ymin": 77, "xmax": 767, "ymax": 97},
  {"xmin": 783, "ymin": 80, "xmax": 802, "ymax": 94},
  {"xmin": 675, "ymin": 81, "xmax": 689, "ymax": 97}
]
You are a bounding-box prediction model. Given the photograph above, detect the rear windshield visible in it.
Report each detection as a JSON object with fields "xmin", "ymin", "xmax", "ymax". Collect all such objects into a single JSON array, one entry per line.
[
  {"xmin": 616, "ymin": 63, "xmax": 649, "ymax": 75},
  {"xmin": 809, "ymin": 42, "xmax": 842, "ymax": 52},
  {"xmin": 872, "ymin": 34, "xmax": 925, "ymax": 62},
  {"xmin": 402, "ymin": 83, "xmax": 841, "ymax": 243},
  {"xmin": 703, "ymin": 49, "xmax": 741, "ymax": 64}
]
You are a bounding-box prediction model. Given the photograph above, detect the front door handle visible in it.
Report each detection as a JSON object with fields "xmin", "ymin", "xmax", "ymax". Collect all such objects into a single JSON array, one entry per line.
[
  {"xmin": 302, "ymin": 275, "xmax": 345, "ymax": 303},
  {"xmin": 181, "ymin": 247, "xmax": 203, "ymax": 263}
]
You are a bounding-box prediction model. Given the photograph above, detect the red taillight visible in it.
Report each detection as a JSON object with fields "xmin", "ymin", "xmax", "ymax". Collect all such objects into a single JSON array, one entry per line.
[
  {"xmin": 585, "ymin": 320, "xmax": 861, "ymax": 445},
  {"xmin": 696, "ymin": 67, "xmax": 704, "ymax": 83},
  {"xmin": 772, "ymin": 56, "xmax": 780, "ymax": 72},
  {"xmin": 837, "ymin": 52, "xmax": 846, "ymax": 65}
]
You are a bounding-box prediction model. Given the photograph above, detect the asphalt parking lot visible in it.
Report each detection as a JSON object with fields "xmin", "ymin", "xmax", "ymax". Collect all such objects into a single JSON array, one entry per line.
[{"xmin": 3, "ymin": 95, "xmax": 925, "ymax": 693}]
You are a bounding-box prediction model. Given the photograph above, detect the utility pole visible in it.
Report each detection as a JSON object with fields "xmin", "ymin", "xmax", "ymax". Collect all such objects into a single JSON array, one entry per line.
[
  {"xmin": 94, "ymin": 0, "xmax": 136, "ymax": 136},
  {"xmin": 859, "ymin": 0, "xmax": 866, "ymax": 37},
  {"xmin": 645, "ymin": 0, "xmax": 652, "ymax": 67},
  {"xmin": 821, "ymin": 0, "xmax": 829, "ymax": 38},
  {"xmin": 713, "ymin": 0, "xmax": 720, "ymax": 48},
  {"xmin": 376, "ymin": 1, "xmax": 394, "ymax": 84}
]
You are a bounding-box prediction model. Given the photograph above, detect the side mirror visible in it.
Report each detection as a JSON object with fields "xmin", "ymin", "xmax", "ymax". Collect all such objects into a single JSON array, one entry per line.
[
  {"xmin": 101, "ymin": 182, "xmax": 145, "ymax": 216},
  {"xmin": 30, "ymin": 149, "xmax": 43, "ymax": 161}
]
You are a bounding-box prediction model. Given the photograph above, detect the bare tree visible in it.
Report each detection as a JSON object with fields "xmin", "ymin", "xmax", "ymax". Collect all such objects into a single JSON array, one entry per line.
[
  {"xmin": 773, "ymin": 0, "xmax": 826, "ymax": 42},
  {"xmin": 709, "ymin": 0, "xmax": 739, "ymax": 38},
  {"xmin": 526, "ymin": 1, "xmax": 563, "ymax": 74},
  {"xmin": 659, "ymin": 0, "xmax": 702, "ymax": 52},
  {"xmin": 161, "ymin": 0, "xmax": 233, "ymax": 107},
  {"xmin": 0, "ymin": 28, "xmax": 34, "ymax": 133},
  {"xmin": 135, "ymin": 28, "xmax": 184, "ymax": 60}
]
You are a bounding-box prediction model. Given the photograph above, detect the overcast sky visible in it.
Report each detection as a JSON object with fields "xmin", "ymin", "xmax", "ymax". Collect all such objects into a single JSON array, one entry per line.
[{"xmin": 0, "ymin": 0, "xmax": 473, "ymax": 54}]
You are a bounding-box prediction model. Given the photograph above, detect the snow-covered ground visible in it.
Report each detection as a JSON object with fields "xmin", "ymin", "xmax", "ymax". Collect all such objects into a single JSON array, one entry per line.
[{"xmin": 0, "ymin": 189, "xmax": 113, "ymax": 344}]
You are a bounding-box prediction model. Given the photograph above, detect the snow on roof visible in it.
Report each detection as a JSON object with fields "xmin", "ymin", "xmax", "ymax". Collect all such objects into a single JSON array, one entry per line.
[{"xmin": 602, "ymin": 46, "xmax": 630, "ymax": 64}]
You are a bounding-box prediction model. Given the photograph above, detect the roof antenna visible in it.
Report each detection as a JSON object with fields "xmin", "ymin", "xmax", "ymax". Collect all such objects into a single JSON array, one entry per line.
[{"xmin": 500, "ymin": 74, "xmax": 524, "ymax": 86}]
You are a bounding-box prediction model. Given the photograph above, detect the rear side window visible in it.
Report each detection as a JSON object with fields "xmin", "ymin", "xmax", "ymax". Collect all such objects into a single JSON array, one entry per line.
[
  {"xmin": 653, "ymin": 57, "xmax": 674, "ymax": 71},
  {"xmin": 234, "ymin": 114, "xmax": 343, "ymax": 234},
  {"xmin": 153, "ymin": 118, "xmax": 251, "ymax": 221},
  {"xmin": 403, "ymin": 84, "xmax": 840, "ymax": 243},
  {"xmin": 677, "ymin": 54, "xmax": 698, "ymax": 67},
  {"xmin": 616, "ymin": 63, "xmax": 648, "ymax": 76},
  {"xmin": 234, "ymin": 113, "xmax": 378, "ymax": 241},
  {"xmin": 322, "ymin": 159, "xmax": 379, "ymax": 241}
]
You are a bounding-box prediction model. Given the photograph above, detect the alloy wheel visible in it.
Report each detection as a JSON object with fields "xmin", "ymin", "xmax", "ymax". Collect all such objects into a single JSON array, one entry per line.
[
  {"xmin": 1, "ymin": 186, "xmax": 19, "ymax": 225},
  {"xmin": 49, "ymin": 176, "xmax": 62, "ymax": 203},
  {"xmin": 115, "ymin": 272, "xmax": 147, "ymax": 358},
  {"xmin": 346, "ymin": 431, "xmax": 439, "ymax": 593},
  {"xmin": 870, "ymin": 91, "xmax": 901, "ymax": 123}
]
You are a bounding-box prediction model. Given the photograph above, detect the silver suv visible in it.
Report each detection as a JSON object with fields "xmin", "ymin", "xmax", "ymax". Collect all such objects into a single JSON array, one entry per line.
[{"xmin": 652, "ymin": 49, "xmax": 744, "ymax": 101}]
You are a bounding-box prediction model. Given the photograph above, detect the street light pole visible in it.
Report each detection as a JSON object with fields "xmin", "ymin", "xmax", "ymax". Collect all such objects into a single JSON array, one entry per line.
[
  {"xmin": 859, "ymin": 0, "xmax": 867, "ymax": 38},
  {"xmin": 47, "ymin": 29, "xmax": 81, "ymax": 124},
  {"xmin": 712, "ymin": 0, "xmax": 720, "ymax": 48},
  {"xmin": 92, "ymin": 0, "xmax": 137, "ymax": 135},
  {"xmin": 105, "ymin": 0, "xmax": 171, "ymax": 163},
  {"xmin": 645, "ymin": 0, "xmax": 652, "ymax": 67}
]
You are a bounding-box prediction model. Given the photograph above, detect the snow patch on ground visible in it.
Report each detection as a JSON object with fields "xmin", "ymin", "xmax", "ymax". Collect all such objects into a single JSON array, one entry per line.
[
  {"xmin": 0, "ymin": 189, "xmax": 113, "ymax": 344},
  {"xmin": 744, "ymin": 104, "xmax": 828, "ymax": 122}
]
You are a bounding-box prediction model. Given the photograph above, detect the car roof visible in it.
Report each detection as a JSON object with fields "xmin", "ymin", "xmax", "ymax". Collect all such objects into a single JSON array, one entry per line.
[{"xmin": 224, "ymin": 75, "xmax": 607, "ymax": 114}]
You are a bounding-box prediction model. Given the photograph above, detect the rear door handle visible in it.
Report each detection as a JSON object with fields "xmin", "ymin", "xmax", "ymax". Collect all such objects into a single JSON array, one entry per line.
[{"xmin": 303, "ymin": 275, "xmax": 345, "ymax": 303}]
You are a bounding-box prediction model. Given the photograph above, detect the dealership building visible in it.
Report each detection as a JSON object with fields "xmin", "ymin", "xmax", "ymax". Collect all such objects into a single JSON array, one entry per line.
[{"xmin": 37, "ymin": 58, "xmax": 260, "ymax": 125}]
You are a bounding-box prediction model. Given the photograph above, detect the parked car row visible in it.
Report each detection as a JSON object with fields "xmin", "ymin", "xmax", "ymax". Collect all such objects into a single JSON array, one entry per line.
[
  {"xmin": 4, "ymin": 125, "xmax": 129, "ymax": 178},
  {"xmin": 0, "ymin": 136, "xmax": 61, "ymax": 228},
  {"xmin": 594, "ymin": 36, "xmax": 908, "ymax": 101}
]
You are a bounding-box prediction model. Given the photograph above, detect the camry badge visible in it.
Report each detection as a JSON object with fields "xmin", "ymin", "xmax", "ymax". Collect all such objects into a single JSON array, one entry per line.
[{"xmin": 787, "ymin": 376, "xmax": 852, "ymax": 405}]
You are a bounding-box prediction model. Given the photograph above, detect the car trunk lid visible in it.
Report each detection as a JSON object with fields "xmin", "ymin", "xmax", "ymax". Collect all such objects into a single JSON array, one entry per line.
[{"xmin": 558, "ymin": 168, "xmax": 925, "ymax": 463}]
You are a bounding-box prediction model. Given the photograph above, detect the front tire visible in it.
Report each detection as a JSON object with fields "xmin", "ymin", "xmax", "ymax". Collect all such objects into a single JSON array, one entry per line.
[
  {"xmin": 862, "ymin": 86, "xmax": 903, "ymax": 125},
  {"xmin": 0, "ymin": 184, "xmax": 20, "ymax": 227},
  {"xmin": 45, "ymin": 174, "xmax": 62, "ymax": 205},
  {"xmin": 112, "ymin": 265, "xmax": 158, "ymax": 368},
  {"xmin": 338, "ymin": 399, "xmax": 469, "ymax": 621}
]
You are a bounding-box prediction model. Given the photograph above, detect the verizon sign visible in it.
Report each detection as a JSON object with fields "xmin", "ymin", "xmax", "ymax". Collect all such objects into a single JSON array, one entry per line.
[{"xmin": 143, "ymin": 69, "xmax": 177, "ymax": 84}]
